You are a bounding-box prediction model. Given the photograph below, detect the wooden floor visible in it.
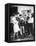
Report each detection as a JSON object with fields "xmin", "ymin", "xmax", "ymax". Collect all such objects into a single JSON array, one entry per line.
[
  {"xmin": 11, "ymin": 33, "xmax": 34, "ymax": 41},
  {"xmin": 14, "ymin": 34, "xmax": 33, "ymax": 41}
]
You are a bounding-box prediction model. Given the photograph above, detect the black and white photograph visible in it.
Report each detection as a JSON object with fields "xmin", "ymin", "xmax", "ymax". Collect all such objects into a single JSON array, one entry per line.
[{"xmin": 5, "ymin": 4, "xmax": 35, "ymax": 42}]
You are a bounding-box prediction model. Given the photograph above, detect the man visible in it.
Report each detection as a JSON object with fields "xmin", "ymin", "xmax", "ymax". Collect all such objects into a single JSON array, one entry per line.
[
  {"xmin": 27, "ymin": 10, "xmax": 34, "ymax": 36},
  {"xmin": 21, "ymin": 10, "xmax": 28, "ymax": 35}
]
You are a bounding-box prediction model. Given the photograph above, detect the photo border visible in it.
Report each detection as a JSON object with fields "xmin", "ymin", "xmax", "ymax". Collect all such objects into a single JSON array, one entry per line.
[{"xmin": 5, "ymin": 3, "xmax": 35, "ymax": 43}]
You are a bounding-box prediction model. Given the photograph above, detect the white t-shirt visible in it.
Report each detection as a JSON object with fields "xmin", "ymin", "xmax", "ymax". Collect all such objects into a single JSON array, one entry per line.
[{"xmin": 28, "ymin": 17, "xmax": 34, "ymax": 23}]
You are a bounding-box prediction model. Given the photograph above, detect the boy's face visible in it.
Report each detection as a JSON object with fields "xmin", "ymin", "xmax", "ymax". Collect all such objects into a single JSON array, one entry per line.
[
  {"xmin": 28, "ymin": 12, "xmax": 32, "ymax": 17},
  {"xmin": 21, "ymin": 10, "xmax": 26, "ymax": 15},
  {"xmin": 22, "ymin": 11, "xmax": 28, "ymax": 18}
]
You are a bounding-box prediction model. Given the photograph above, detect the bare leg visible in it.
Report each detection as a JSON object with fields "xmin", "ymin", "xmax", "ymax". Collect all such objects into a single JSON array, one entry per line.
[
  {"xmin": 23, "ymin": 26, "xmax": 25, "ymax": 33},
  {"xmin": 20, "ymin": 27, "xmax": 22, "ymax": 35}
]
